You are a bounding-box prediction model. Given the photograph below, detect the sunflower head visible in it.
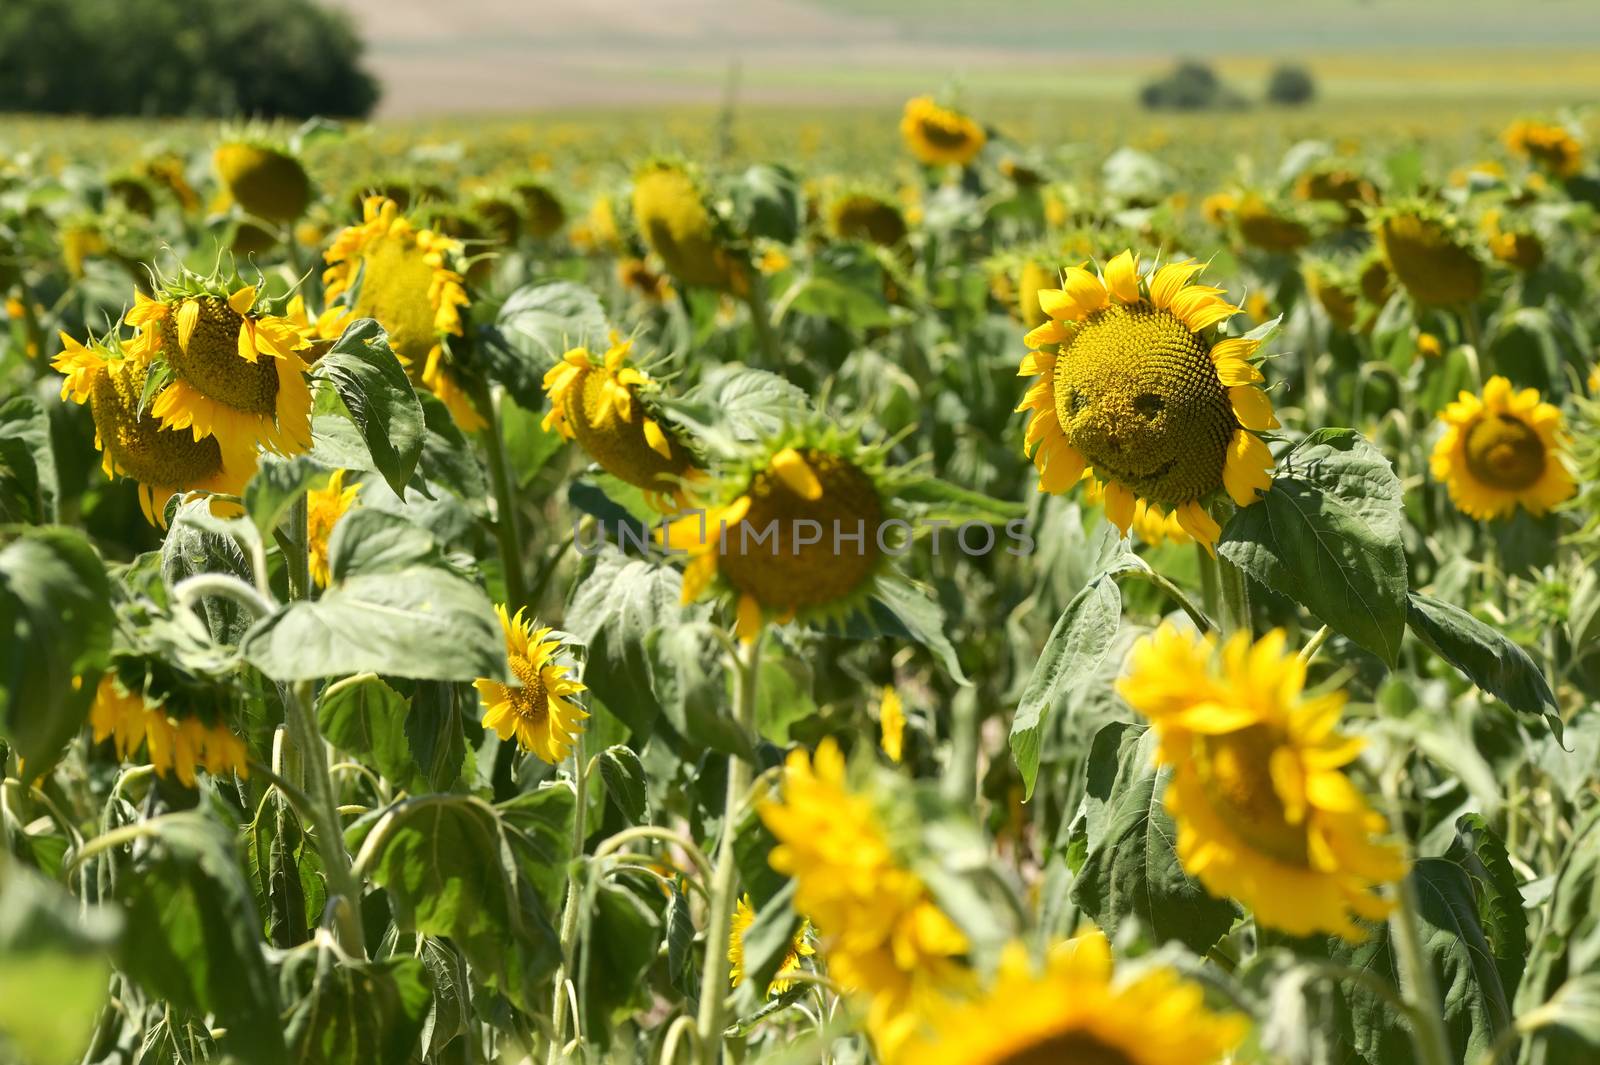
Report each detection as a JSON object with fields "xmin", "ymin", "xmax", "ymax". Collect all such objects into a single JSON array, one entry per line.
[
  {"xmin": 90, "ymin": 658, "xmax": 251, "ymax": 786},
  {"xmin": 511, "ymin": 179, "xmax": 567, "ymax": 238},
  {"xmin": 1431, "ymin": 375, "xmax": 1576, "ymax": 520},
  {"xmin": 828, "ymin": 190, "xmax": 909, "ymax": 247},
  {"xmin": 1303, "ymin": 258, "xmax": 1364, "ymax": 332},
  {"xmin": 1357, "ymin": 249, "xmax": 1394, "ymax": 307},
  {"xmin": 469, "ymin": 190, "xmax": 525, "ymax": 245},
  {"xmin": 617, "ymin": 257, "xmax": 672, "ymax": 302},
  {"xmin": 758, "ymin": 739, "xmax": 971, "ymax": 1057},
  {"xmin": 1503, "ymin": 119, "xmax": 1583, "ymax": 178},
  {"xmin": 213, "ymin": 137, "xmax": 312, "ymax": 224},
  {"xmin": 631, "ymin": 160, "xmax": 747, "ymax": 293},
  {"xmin": 1233, "ymin": 192, "xmax": 1312, "ymax": 252},
  {"xmin": 571, "ymin": 193, "xmax": 624, "ymax": 254},
  {"xmin": 1482, "ymin": 210, "xmax": 1545, "ymax": 272},
  {"xmin": 139, "ymin": 153, "xmax": 200, "ymax": 211},
  {"xmin": 1200, "ymin": 191, "xmax": 1237, "ymax": 226},
  {"xmin": 729, "ymin": 893, "xmax": 815, "ymax": 996},
  {"xmin": 542, "ymin": 334, "xmax": 701, "ymax": 511},
  {"xmin": 1016, "ymin": 251, "xmax": 1277, "ymax": 551},
  {"xmin": 1293, "ymin": 165, "xmax": 1378, "ymax": 224},
  {"xmin": 107, "ymin": 172, "xmax": 159, "ymax": 217},
  {"xmin": 474, "ymin": 605, "xmax": 588, "ymax": 764},
  {"xmin": 899, "ymin": 96, "xmax": 986, "ymax": 166},
  {"xmin": 321, "ymin": 195, "xmax": 482, "ymax": 431},
  {"xmin": 307, "ymin": 469, "xmax": 360, "ymax": 587},
  {"xmin": 1120, "ymin": 624, "xmax": 1407, "ymax": 939},
  {"xmin": 661, "ymin": 427, "xmax": 896, "ymax": 642},
  {"xmin": 54, "ymin": 331, "xmax": 258, "ymax": 526},
  {"xmin": 892, "ymin": 930, "xmax": 1248, "ymax": 1065},
  {"xmin": 122, "ymin": 270, "xmax": 315, "ymax": 457},
  {"xmin": 1374, "ymin": 201, "xmax": 1484, "ymax": 308}
]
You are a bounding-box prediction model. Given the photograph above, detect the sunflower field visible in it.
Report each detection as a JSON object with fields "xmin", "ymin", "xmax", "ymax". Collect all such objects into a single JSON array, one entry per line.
[{"xmin": 2, "ymin": 95, "xmax": 1600, "ymax": 1065}]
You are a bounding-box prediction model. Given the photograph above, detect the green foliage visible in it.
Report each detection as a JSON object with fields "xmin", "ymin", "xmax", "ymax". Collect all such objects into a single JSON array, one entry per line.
[{"xmin": 0, "ymin": 0, "xmax": 377, "ymax": 117}]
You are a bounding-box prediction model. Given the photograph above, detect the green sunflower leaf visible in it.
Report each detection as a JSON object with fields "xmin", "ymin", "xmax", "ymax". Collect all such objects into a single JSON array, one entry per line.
[
  {"xmin": 1010, "ymin": 570, "xmax": 1123, "ymax": 800},
  {"xmin": 1219, "ymin": 427, "xmax": 1408, "ymax": 666},
  {"xmin": 1406, "ymin": 591, "xmax": 1561, "ymax": 739},
  {"xmin": 115, "ymin": 813, "xmax": 287, "ymax": 1065},
  {"xmin": 279, "ymin": 947, "xmax": 433, "ymax": 1065},
  {"xmin": 314, "ymin": 318, "xmax": 426, "ymax": 498},
  {"xmin": 488, "ymin": 280, "xmax": 608, "ymax": 407},
  {"xmin": 0, "ymin": 394, "xmax": 56, "ymax": 524},
  {"xmin": 0, "ymin": 525, "xmax": 113, "ymax": 781}
]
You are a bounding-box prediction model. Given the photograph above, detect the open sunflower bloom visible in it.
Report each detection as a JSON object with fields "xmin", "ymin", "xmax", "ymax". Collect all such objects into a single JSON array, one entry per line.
[
  {"xmin": 892, "ymin": 929, "xmax": 1247, "ymax": 1065},
  {"xmin": 1119, "ymin": 624, "xmax": 1407, "ymax": 940},
  {"xmin": 1016, "ymin": 250, "xmax": 1276, "ymax": 551},
  {"xmin": 54, "ymin": 333, "xmax": 258, "ymax": 525},
  {"xmin": 662, "ymin": 437, "xmax": 889, "ymax": 642},
  {"xmin": 1431, "ymin": 375, "xmax": 1575, "ymax": 520},
  {"xmin": 123, "ymin": 281, "xmax": 315, "ymax": 457},
  {"xmin": 542, "ymin": 334, "xmax": 701, "ymax": 512},
  {"xmin": 321, "ymin": 195, "xmax": 482, "ymax": 431},
  {"xmin": 899, "ymin": 96, "xmax": 986, "ymax": 167},
  {"xmin": 759, "ymin": 739, "xmax": 970, "ymax": 1058},
  {"xmin": 474, "ymin": 604, "xmax": 588, "ymax": 764},
  {"xmin": 729, "ymin": 893, "xmax": 815, "ymax": 996}
]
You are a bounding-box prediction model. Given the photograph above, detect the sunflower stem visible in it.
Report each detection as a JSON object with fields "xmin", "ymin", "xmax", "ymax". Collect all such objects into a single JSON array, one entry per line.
[
  {"xmin": 1196, "ymin": 543, "xmax": 1221, "ymax": 625},
  {"xmin": 696, "ymin": 631, "xmax": 763, "ymax": 1064},
  {"xmin": 547, "ymin": 732, "xmax": 589, "ymax": 1065},
  {"xmin": 1385, "ymin": 763, "xmax": 1454, "ymax": 1065},
  {"xmin": 478, "ymin": 383, "xmax": 529, "ymax": 610},
  {"xmin": 743, "ymin": 278, "xmax": 779, "ymax": 367}
]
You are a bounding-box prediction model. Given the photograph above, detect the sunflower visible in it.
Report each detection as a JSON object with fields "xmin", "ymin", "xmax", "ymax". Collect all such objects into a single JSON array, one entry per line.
[
  {"xmin": 1503, "ymin": 119, "xmax": 1582, "ymax": 178},
  {"xmin": 892, "ymin": 930, "xmax": 1248, "ymax": 1065},
  {"xmin": 617, "ymin": 257, "xmax": 673, "ymax": 302},
  {"xmin": 474, "ymin": 605, "xmax": 588, "ymax": 764},
  {"xmin": 123, "ymin": 279, "xmax": 315, "ymax": 457},
  {"xmin": 89, "ymin": 671, "xmax": 249, "ymax": 787},
  {"xmin": 1200, "ymin": 191, "xmax": 1237, "ymax": 226},
  {"xmin": 1293, "ymin": 166, "xmax": 1378, "ymax": 225},
  {"xmin": 661, "ymin": 430, "xmax": 894, "ymax": 642},
  {"xmin": 1416, "ymin": 332, "xmax": 1444, "ymax": 360},
  {"xmin": 631, "ymin": 160, "xmax": 748, "ymax": 293},
  {"xmin": 1118, "ymin": 624, "xmax": 1407, "ymax": 939},
  {"xmin": 729, "ymin": 893, "xmax": 816, "ymax": 996},
  {"xmin": 899, "ymin": 97, "xmax": 986, "ymax": 167},
  {"xmin": 759, "ymin": 739, "xmax": 970, "ymax": 1056},
  {"xmin": 307, "ymin": 469, "xmax": 359, "ymax": 588},
  {"xmin": 320, "ymin": 195, "xmax": 483, "ymax": 432},
  {"xmin": 571, "ymin": 194, "xmax": 623, "ymax": 254},
  {"xmin": 53, "ymin": 333, "xmax": 257, "ymax": 526},
  {"xmin": 1430, "ymin": 376, "xmax": 1575, "ymax": 520},
  {"xmin": 511, "ymin": 179, "xmax": 566, "ymax": 239},
  {"xmin": 878, "ymin": 686, "xmax": 906, "ymax": 763},
  {"xmin": 1233, "ymin": 192, "xmax": 1312, "ymax": 252},
  {"xmin": 1304, "ymin": 263, "xmax": 1360, "ymax": 331},
  {"xmin": 213, "ymin": 139, "xmax": 312, "ymax": 223},
  {"xmin": 828, "ymin": 191, "xmax": 909, "ymax": 247},
  {"xmin": 1016, "ymin": 251, "xmax": 1276, "ymax": 552},
  {"xmin": 1374, "ymin": 202, "xmax": 1484, "ymax": 308},
  {"xmin": 1481, "ymin": 210, "xmax": 1545, "ymax": 272},
  {"xmin": 542, "ymin": 334, "xmax": 701, "ymax": 512}
]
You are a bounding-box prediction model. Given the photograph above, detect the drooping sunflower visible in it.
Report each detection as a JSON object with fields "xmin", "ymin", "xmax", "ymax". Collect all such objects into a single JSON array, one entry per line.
[
  {"xmin": 307, "ymin": 468, "xmax": 360, "ymax": 588},
  {"xmin": 1233, "ymin": 192, "xmax": 1312, "ymax": 252},
  {"xmin": 1293, "ymin": 165, "xmax": 1379, "ymax": 225},
  {"xmin": 1374, "ymin": 202, "xmax": 1484, "ymax": 308},
  {"xmin": 474, "ymin": 605, "xmax": 588, "ymax": 765},
  {"xmin": 1503, "ymin": 119, "xmax": 1583, "ymax": 178},
  {"xmin": 89, "ymin": 668, "xmax": 250, "ymax": 787},
  {"xmin": 892, "ymin": 930, "xmax": 1248, "ymax": 1065},
  {"xmin": 1481, "ymin": 209, "xmax": 1545, "ymax": 272},
  {"xmin": 320, "ymin": 195, "xmax": 483, "ymax": 432},
  {"xmin": 729, "ymin": 893, "xmax": 816, "ymax": 996},
  {"xmin": 53, "ymin": 333, "xmax": 257, "ymax": 525},
  {"xmin": 828, "ymin": 190, "xmax": 909, "ymax": 247},
  {"xmin": 631, "ymin": 160, "xmax": 748, "ymax": 293},
  {"xmin": 543, "ymin": 334, "xmax": 702, "ymax": 512},
  {"xmin": 123, "ymin": 278, "xmax": 315, "ymax": 457},
  {"xmin": 1430, "ymin": 375, "xmax": 1575, "ymax": 520},
  {"xmin": 617, "ymin": 257, "xmax": 673, "ymax": 302},
  {"xmin": 899, "ymin": 97, "xmax": 986, "ymax": 167},
  {"xmin": 213, "ymin": 138, "xmax": 312, "ymax": 223},
  {"xmin": 1118, "ymin": 624, "xmax": 1407, "ymax": 939},
  {"xmin": 759, "ymin": 739, "xmax": 971, "ymax": 1057},
  {"xmin": 661, "ymin": 428, "xmax": 898, "ymax": 642},
  {"xmin": 511, "ymin": 178, "xmax": 567, "ymax": 239},
  {"xmin": 1016, "ymin": 251, "xmax": 1276, "ymax": 552},
  {"xmin": 1304, "ymin": 261, "xmax": 1360, "ymax": 331}
]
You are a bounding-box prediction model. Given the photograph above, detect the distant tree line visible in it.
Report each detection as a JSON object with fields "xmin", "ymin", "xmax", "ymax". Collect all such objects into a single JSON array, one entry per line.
[
  {"xmin": 1140, "ymin": 60, "xmax": 1315, "ymax": 111},
  {"xmin": 0, "ymin": 0, "xmax": 378, "ymax": 118}
]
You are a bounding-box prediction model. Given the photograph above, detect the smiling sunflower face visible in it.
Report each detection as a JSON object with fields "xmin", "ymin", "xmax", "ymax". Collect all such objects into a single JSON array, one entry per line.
[{"xmin": 1017, "ymin": 251, "xmax": 1276, "ymax": 550}]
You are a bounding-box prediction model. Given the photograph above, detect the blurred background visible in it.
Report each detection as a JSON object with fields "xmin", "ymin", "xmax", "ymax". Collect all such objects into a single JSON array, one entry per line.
[{"xmin": 2, "ymin": 0, "xmax": 1598, "ymax": 120}]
